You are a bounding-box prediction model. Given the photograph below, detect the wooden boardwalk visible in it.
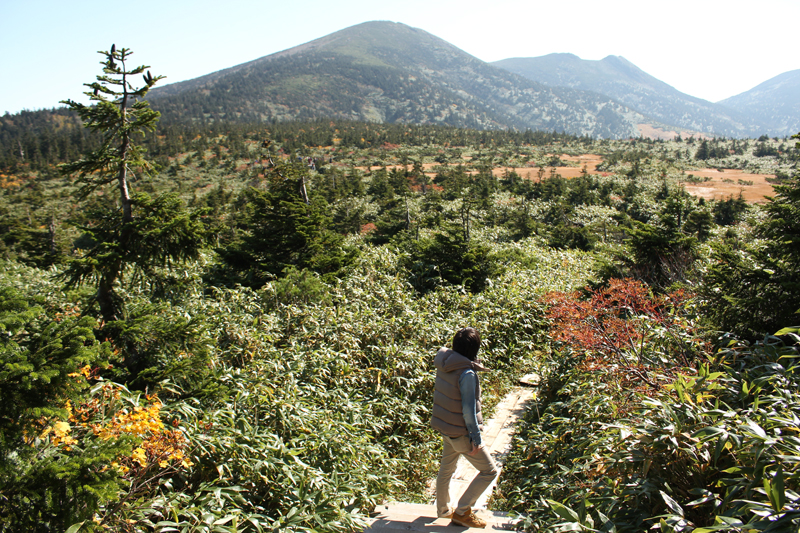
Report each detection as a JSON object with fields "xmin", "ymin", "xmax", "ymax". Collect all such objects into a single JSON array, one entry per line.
[
  {"xmin": 366, "ymin": 503, "xmax": 519, "ymax": 532},
  {"xmin": 364, "ymin": 385, "xmax": 536, "ymax": 532}
]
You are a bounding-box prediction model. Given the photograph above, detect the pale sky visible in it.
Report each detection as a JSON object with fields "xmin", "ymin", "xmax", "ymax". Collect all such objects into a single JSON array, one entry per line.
[{"xmin": 2, "ymin": 0, "xmax": 798, "ymax": 115}]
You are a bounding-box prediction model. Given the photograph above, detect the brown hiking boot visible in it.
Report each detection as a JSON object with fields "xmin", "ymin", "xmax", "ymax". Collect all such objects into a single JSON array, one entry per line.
[{"xmin": 452, "ymin": 509, "xmax": 487, "ymax": 528}]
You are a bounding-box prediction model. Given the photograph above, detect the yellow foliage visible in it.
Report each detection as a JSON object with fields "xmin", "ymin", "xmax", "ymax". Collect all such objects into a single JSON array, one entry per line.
[
  {"xmin": 56, "ymin": 384, "xmax": 193, "ymax": 477},
  {"xmin": 96, "ymin": 398, "xmax": 165, "ymax": 440},
  {"xmin": 0, "ymin": 174, "xmax": 22, "ymax": 188},
  {"xmin": 39, "ymin": 420, "xmax": 78, "ymax": 450},
  {"xmin": 92, "ymin": 394, "xmax": 193, "ymax": 473},
  {"xmin": 131, "ymin": 447, "xmax": 147, "ymax": 467},
  {"xmin": 34, "ymin": 378, "xmax": 194, "ymax": 490},
  {"xmin": 67, "ymin": 365, "xmax": 93, "ymax": 379}
]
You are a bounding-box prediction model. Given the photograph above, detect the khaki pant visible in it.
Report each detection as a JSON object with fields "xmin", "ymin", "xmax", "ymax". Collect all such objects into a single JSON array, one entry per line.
[{"xmin": 435, "ymin": 435, "xmax": 498, "ymax": 516}]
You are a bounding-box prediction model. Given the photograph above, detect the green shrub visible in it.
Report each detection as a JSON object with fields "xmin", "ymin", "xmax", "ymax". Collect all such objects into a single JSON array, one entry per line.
[
  {"xmin": 0, "ymin": 286, "xmax": 128, "ymax": 532},
  {"xmin": 219, "ymin": 183, "xmax": 357, "ymax": 288},
  {"xmin": 397, "ymin": 231, "xmax": 503, "ymax": 293},
  {"xmin": 701, "ymin": 175, "xmax": 800, "ymax": 339}
]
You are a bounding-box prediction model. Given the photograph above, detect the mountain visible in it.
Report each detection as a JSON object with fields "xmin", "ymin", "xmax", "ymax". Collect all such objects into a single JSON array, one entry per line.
[
  {"xmin": 492, "ymin": 54, "xmax": 768, "ymax": 138},
  {"xmin": 148, "ymin": 22, "xmax": 653, "ymax": 139},
  {"xmin": 718, "ymin": 70, "xmax": 800, "ymax": 137}
]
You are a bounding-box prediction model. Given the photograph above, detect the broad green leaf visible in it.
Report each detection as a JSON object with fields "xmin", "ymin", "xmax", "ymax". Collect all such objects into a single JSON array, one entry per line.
[
  {"xmin": 557, "ymin": 524, "xmax": 584, "ymax": 531},
  {"xmin": 65, "ymin": 523, "xmax": 85, "ymax": 533},
  {"xmin": 744, "ymin": 419, "xmax": 768, "ymax": 439},
  {"xmin": 660, "ymin": 491, "xmax": 684, "ymax": 517},
  {"xmin": 686, "ymin": 493, "xmax": 716, "ymax": 506},
  {"xmin": 770, "ymin": 465, "xmax": 785, "ymax": 512},
  {"xmin": 547, "ymin": 499, "xmax": 580, "ymax": 523}
]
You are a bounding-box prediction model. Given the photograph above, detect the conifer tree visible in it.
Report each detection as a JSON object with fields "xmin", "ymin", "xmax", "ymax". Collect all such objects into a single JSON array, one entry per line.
[
  {"xmin": 61, "ymin": 46, "xmax": 208, "ymax": 323},
  {"xmin": 701, "ymin": 133, "xmax": 800, "ymax": 338},
  {"xmin": 218, "ymin": 141, "xmax": 356, "ymax": 287},
  {"xmin": 0, "ymin": 287, "xmax": 122, "ymax": 530},
  {"xmin": 61, "ymin": 45, "xmax": 163, "ymax": 224}
]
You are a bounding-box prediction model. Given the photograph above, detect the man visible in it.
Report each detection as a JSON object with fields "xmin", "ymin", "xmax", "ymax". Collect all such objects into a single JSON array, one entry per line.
[{"xmin": 431, "ymin": 327, "xmax": 498, "ymax": 529}]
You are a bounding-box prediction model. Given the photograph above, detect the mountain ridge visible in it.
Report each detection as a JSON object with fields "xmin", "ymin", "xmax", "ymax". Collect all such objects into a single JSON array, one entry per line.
[
  {"xmin": 718, "ymin": 69, "xmax": 800, "ymax": 136},
  {"xmin": 491, "ymin": 53, "xmax": 769, "ymax": 138},
  {"xmin": 122, "ymin": 21, "xmax": 799, "ymax": 139},
  {"xmin": 147, "ymin": 21, "xmax": 653, "ymax": 138}
]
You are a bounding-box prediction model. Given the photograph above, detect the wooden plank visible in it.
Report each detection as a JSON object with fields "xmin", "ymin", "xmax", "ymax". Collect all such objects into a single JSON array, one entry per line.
[
  {"xmin": 370, "ymin": 503, "xmax": 520, "ymax": 530},
  {"xmin": 365, "ymin": 516, "xmax": 520, "ymax": 532},
  {"xmin": 373, "ymin": 502, "xmax": 512, "ymax": 520},
  {"xmin": 365, "ymin": 518, "xmax": 515, "ymax": 532},
  {"xmin": 365, "ymin": 515, "xmax": 522, "ymax": 532}
]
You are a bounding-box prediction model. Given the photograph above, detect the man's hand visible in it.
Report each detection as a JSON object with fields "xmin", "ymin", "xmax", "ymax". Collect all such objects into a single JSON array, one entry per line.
[{"xmin": 468, "ymin": 442, "xmax": 483, "ymax": 456}]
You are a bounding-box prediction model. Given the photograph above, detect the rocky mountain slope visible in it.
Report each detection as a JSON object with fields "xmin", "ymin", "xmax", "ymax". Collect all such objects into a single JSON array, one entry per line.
[
  {"xmin": 492, "ymin": 53, "xmax": 771, "ymax": 138},
  {"xmin": 718, "ymin": 69, "xmax": 800, "ymax": 137},
  {"xmin": 148, "ymin": 21, "xmax": 653, "ymax": 139}
]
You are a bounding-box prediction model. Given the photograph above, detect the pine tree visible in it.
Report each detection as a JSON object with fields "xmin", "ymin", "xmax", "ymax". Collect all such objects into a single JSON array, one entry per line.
[
  {"xmin": 695, "ymin": 140, "xmax": 710, "ymax": 161},
  {"xmin": 61, "ymin": 46, "xmax": 208, "ymax": 323},
  {"xmin": 0, "ymin": 287, "xmax": 123, "ymax": 530}
]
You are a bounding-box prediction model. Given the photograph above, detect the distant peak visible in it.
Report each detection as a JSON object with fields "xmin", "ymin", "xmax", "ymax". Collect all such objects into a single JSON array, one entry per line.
[
  {"xmin": 601, "ymin": 55, "xmax": 629, "ymax": 64},
  {"xmin": 347, "ymin": 20, "xmax": 409, "ymax": 29},
  {"xmin": 544, "ymin": 52, "xmax": 581, "ymax": 60},
  {"xmin": 333, "ymin": 20, "xmax": 420, "ymax": 34}
]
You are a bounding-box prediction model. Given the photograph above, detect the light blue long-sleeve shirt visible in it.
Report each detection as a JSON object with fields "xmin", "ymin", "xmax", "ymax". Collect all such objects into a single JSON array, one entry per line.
[{"xmin": 458, "ymin": 369, "xmax": 482, "ymax": 446}]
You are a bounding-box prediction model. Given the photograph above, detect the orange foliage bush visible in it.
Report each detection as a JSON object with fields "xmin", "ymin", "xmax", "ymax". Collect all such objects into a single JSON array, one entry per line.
[{"xmin": 542, "ymin": 278, "xmax": 697, "ymax": 368}]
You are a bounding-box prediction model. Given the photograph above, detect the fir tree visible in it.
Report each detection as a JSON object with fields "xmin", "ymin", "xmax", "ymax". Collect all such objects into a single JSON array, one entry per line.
[{"xmin": 61, "ymin": 46, "xmax": 208, "ymax": 323}]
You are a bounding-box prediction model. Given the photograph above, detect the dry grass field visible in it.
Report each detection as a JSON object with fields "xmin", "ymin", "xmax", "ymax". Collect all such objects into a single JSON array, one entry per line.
[
  {"xmin": 361, "ymin": 154, "xmax": 776, "ymax": 204},
  {"xmin": 680, "ymin": 168, "xmax": 776, "ymax": 203}
]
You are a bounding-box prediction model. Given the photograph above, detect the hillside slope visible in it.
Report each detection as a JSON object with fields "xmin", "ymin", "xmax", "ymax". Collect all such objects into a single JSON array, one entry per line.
[
  {"xmin": 148, "ymin": 22, "xmax": 651, "ymax": 139},
  {"xmin": 718, "ymin": 69, "xmax": 800, "ymax": 137},
  {"xmin": 493, "ymin": 53, "xmax": 768, "ymax": 138}
]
